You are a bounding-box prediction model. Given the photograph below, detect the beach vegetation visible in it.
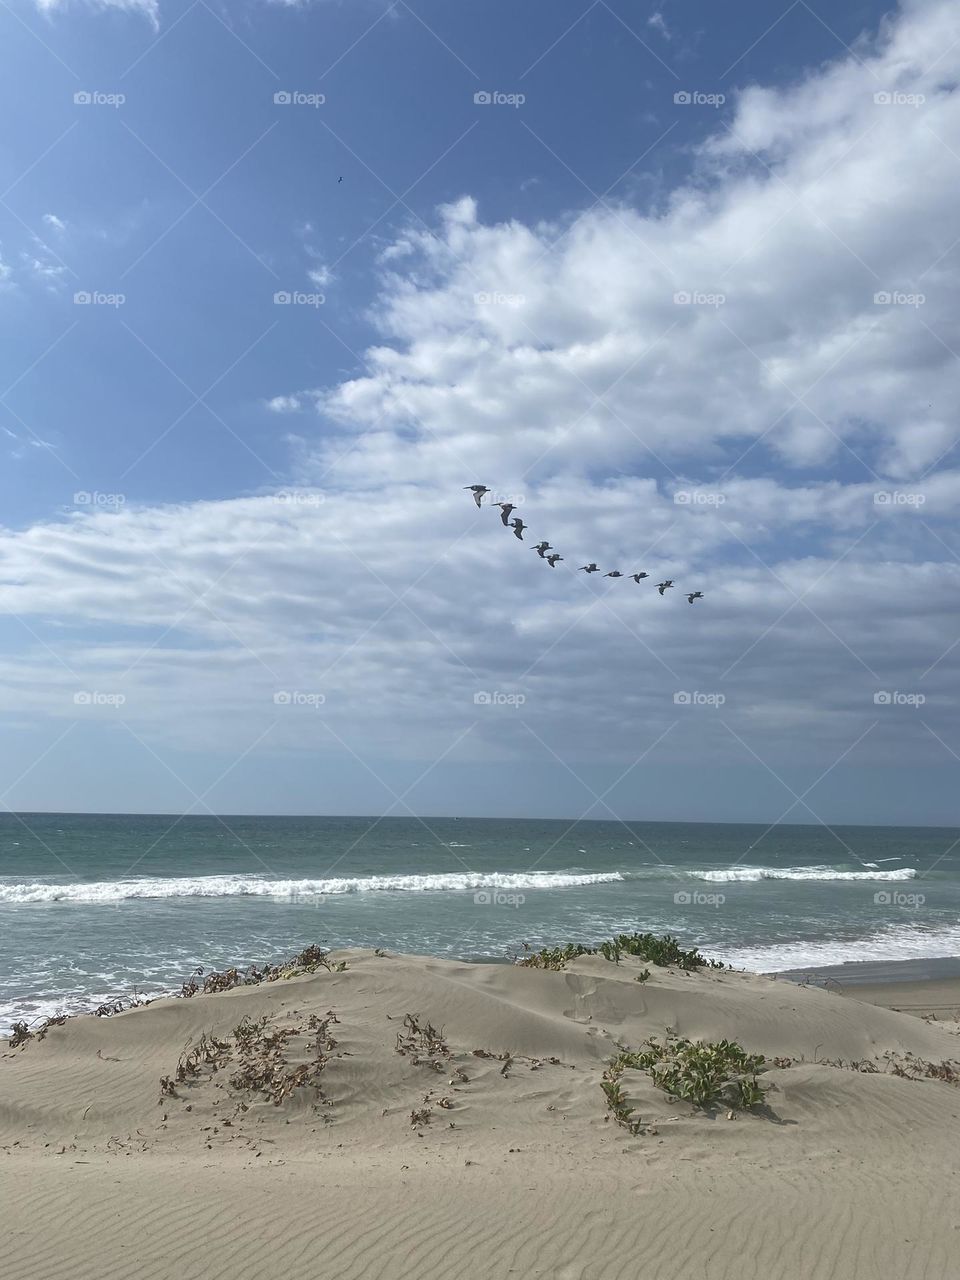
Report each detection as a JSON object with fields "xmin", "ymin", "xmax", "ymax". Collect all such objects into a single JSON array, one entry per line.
[
  {"xmin": 8, "ymin": 1021, "xmax": 33, "ymax": 1048},
  {"xmin": 4, "ymin": 1015, "xmax": 67, "ymax": 1051},
  {"xmin": 518, "ymin": 933, "xmax": 724, "ymax": 972},
  {"xmin": 178, "ymin": 945, "xmax": 348, "ymax": 999},
  {"xmin": 609, "ymin": 1036, "xmax": 768, "ymax": 1110},
  {"xmin": 600, "ymin": 1075, "xmax": 644, "ymax": 1134},
  {"xmin": 394, "ymin": 1013, "xmax": 450, "ymax": 1070}
]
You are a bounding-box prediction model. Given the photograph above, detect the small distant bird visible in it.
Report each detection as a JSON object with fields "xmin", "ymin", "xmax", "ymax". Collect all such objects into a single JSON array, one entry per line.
[
  {"xmin": 496, "ymin": 502, "xmax": 515, "ymax": 526},
  {"xmin": 338, "ymin": 176, "xmax": 343, "ymax": 183},
  {"xmin": 630, "ymin": 573, "xmax": 649, "ymax": 583},
  {"xmin": 687, "ymin": 591, "xmax": 704, "ymax": 603},
  {"xmin": 604, "ymin": 570, "xmax": 624, "ymax": 578},
  {"xmin": 546, "ymin": 554, "xmax": 562, "ymax": 567},
  {"xmin": 533, "ymin": 541, "xmax": 552, "ymax": 558},
  {"xmin": 464, "ymin": 485, "xmax": 489, "ymax": 508},
  {"xmin": 657, "ymin": 580, "xmax": 674, "ymax": 595},
  {"xmin": 510, "ymin": 518, "xmax": 526, "ymax": 540},
  {"xmin": 579, "ymin": 563, "xmax": 599, "ymax": 573}
]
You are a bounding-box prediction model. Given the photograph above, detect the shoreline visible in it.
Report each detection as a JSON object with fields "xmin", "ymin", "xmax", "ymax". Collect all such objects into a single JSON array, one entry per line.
[
  {"xmin": 771, "ymin": 958, "xmax": 960, "ymax": 1020},
  {"xmin": 772, "ymin": 952, "xmax": 960, "ymax": 999}
]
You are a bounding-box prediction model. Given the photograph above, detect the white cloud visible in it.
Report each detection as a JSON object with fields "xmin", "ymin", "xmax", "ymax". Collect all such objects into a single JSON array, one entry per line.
[
  {"xmin": 0, "ymin": 469, "xmax": 956, "ymax": 770},
  {"xmin": 20, "ymin": 252, "xmax": 66, "ymax": 288},
  {"xmin": 313, "ymin": 0, "xmax": 959, "ymax": 489},
  {"xmin": 265, "ymin": 395, "xmax": 304, "ymax": 414},
  {"xmin": 41, "ymin": 214, "xmax": 66, "ymax": 233},
  {"xmin": 34, "ymin": 0, "xmax": 159, "ymax": 28}
]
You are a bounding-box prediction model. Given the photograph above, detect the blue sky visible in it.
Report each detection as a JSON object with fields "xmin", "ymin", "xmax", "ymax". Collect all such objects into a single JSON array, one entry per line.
[
  {"xmin": 1, "ymin": 0, "xmax": 959, "ymax": 824},
  {"xmin": 2, "ymin": 0, "xmax": 889, "ymax": 519}
]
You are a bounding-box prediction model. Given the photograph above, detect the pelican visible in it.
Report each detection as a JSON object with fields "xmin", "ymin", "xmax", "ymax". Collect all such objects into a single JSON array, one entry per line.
[
  {"xmin": 496, "ymin": 502, "xmax": 515, "ymax": 526},
  {"xmin": 510, "ymin": 518, "xmax": 526, "ymax": 540},
  {"xmin": 533, "ymin": 541, "xmax": 552, "ymax": 558},
  {"xmin": 687, "ymin": 591, "xmax": 704, "ymax": 603},
  {"xmin": 657, "ymin": 580, "xmax": 674, "ymax": 595},
  {"xmin": 578, "ymin": 563, "xmax": 599, "ymax": 573},
  {"xmin": 604, "ymin": 570, "xmax": 624, "ymax": 578},
  {"xmin": 546, "ymin": 553, "xmax": 562, "ymax": 567},
  {"xmin": 464, "ymin": 485, "xmax": 489, "ymax": 507},
  {"xmin": 630, "ymin": 572, "xmax": 649, "ymax": 583}
]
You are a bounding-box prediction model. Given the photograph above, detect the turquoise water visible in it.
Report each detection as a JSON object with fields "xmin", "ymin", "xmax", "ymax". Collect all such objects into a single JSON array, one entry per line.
[{"xmin": 1, "ymin": 813, "xmax": 958, "ymax": 1032}]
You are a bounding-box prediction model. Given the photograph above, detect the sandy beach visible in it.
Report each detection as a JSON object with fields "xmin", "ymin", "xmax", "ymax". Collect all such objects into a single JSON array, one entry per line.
[
  {"xmin": 841, "ymin": 976, "xmax": 960, "ymax": 1021},
  {"xmin": 2, "ymin": 944, "xmax": 959, "ymax": 1280}
]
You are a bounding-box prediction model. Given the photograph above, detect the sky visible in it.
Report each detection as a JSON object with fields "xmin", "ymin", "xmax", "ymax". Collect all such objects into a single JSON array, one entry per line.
[{"xmin": 0, "ymin": 0, "xmax": 958, "ymax": 824}]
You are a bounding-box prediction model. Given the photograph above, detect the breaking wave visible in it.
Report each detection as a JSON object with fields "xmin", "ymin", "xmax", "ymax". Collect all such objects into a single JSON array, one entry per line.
[
  {"xmin": 0, "ymin": 870, "xmax": 625, "ymax": 906},
  {"xmin": 693, "ymin": 866, "xmax": 917, "ymax": 883}
]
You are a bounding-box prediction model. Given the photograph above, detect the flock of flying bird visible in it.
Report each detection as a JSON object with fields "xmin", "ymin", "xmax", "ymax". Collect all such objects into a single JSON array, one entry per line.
[{"xmin": 464, "ymin": 485, "xmax": 704, "ymax": 602}]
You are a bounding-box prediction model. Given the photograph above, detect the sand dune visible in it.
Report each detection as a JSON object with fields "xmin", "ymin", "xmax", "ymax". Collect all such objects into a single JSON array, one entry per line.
[{"xmin": 2, "ymin": 949, "xmax": 959, "ymax": 1279}]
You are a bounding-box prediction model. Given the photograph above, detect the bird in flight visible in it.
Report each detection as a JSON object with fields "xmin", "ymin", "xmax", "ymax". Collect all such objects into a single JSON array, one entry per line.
[
  {"xmin": 459, "ymin": 485, "xmax": 704, "ymax": 606},
  {"xmin": 338, "ymin": 176, "xmax": 343, "ymax": 183}
]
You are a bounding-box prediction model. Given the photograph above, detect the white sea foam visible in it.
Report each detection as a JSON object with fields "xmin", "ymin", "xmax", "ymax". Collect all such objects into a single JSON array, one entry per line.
[
  {"xmin": 714, "ymin": 923, "xmax": 960, "ymax": 973},
  {"xmin": 0, "ymin": 870, "xmax": 625, "ymax": 906},
  {"xmin": 694, "ymin": 866, "xmax": 917, "ymax": 883}
]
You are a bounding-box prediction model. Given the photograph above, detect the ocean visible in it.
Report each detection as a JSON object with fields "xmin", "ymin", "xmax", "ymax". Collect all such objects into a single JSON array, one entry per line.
[{"xmin": 1, "ymin": 812, "xmax": 957, "ymax": 1034}]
